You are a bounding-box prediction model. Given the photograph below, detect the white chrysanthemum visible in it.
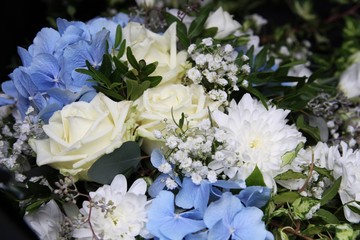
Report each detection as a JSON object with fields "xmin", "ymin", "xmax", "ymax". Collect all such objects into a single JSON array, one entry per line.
[
  {"xmin": 333, "ymin": 142, "xmax": 360, "ymax": 223},
  {"xmin": 73, "ymin": 175, "xmax": 149, "ymax": 239},
  {"xmin": 212, "ymin": 93, "xmax": 305, "ymax": 189},
  {"xmin": 24, "ymin": 200, "xmax": 65, "ymax": 240}
]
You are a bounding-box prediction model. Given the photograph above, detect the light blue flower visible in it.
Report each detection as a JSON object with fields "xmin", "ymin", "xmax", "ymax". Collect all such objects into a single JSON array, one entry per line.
[
  {"xmin": 238, "ymin": 186, "xmax": 272, "ymax": 208},
  {"xmin": 175, "ymin": 177, "xmax": 245, "ymax": 215},
  {"xmin": 204, "ymin": 192, "xmax": 273, "ymax": 240},
  {"xmin": 0, "ymin": 12, "xmax": 134, "ymax": 122},
  {"xmin": 147, "ymin": 190, "xmax": 206, "ymax": 240}
]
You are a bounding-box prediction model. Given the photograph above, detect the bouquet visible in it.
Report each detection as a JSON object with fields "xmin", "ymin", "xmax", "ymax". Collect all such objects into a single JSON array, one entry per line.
[{"xmin": 1, "ymin": 0, "xmax": 360, "ymax": 239}]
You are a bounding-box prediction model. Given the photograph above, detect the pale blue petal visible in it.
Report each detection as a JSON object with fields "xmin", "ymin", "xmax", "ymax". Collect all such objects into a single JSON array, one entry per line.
[
  {"xmin": 1, "ymin": 81, "xmax": 17, "ymax": 99},
  {"xmin": 175, "ymin": 177, "xmax": 198, "ymax": 209},
  {"xmin": 238, "ymin": 186, "xmax": 271, "ymax": 208},
  {"xmin": 17, "ymin": 47, "xmax": 32, "ymax": 67},
  {"xmin": 207, "ymin": 220, "xmax": 230, "ymax": 240},
  {"xmin": 112, "ymin": 13, "xmax": 130, "ymax": 27},
  {"xmin": 184, "ymin": 231, "xmax": 208, "ymax": 240},
  {"xmin": 28, "ymin": 27, "xmax": 60, "ymax": 56},
  {"xmin": 11, "ymin": 69, "xmax": 38, "ymax": 98},
  {"xmin": 212, "ymin": 179, "xmax": 246, "ymax": 189},
  {"xmin": 232, "ymin": 207, "xmax": 267, "ymax": 240},
  {"xmin": 204, "ymin": 192, "xmax": 243, "ymax": 229},
  {"xmin": 150, "ymin": 149, "xmax": 166, "ymax": 168},
  {"xmin": 147, "ymin": 191, "xmax": 175, "ymax": 238},
  {"xmin": 266, "ymin": 231, "xmax": 275, "ymax": 240},
  {"xmin": 29, "ymin": 53, "xmax": 63, "ymax": 91},
  {"xmin": 148, "ymin": 174, "xmax": 167, "ymax": 198},
  {"xmin": 159, "ymin": 216, "xmax": 206, "ymax": 240}
]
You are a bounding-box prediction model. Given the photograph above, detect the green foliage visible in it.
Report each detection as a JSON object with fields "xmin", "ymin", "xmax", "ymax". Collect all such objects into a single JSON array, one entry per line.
[
  {"xmin": 87, "ymin": 141, "xmax": 142, "ymax": 184},
  {"xmin": 76, "ymin": 26, "xmax": 162, "ymax": 101}
]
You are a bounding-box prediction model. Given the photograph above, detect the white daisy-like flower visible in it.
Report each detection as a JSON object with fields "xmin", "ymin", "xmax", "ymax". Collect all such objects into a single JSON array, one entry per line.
[
  {"xmin": 73, "ymin": 174, "xmax": 149, "ymax": 239},
  {"xmin": 24, "ymin": 200, "xmax": 65, "ymax": 240},
  {"xmin": 212, "ymin": 93, "xmax": 305, "ymax": 189},
  {"xmin": 333, "ymin": 142, "xmax": 360, "ymax": 223}
]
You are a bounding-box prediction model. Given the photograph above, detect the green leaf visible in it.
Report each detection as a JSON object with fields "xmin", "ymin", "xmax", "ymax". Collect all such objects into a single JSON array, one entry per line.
[
  {"xmin": 313, "ymin": 166, "xmax": 334, "ymax": 181},
  {"xmin": 273, "ymin": 191, "xmax": 301, "ymax": 204},
  {"xmin": 245, "ymin": 165, "xmax": 266, "ymax": 186},
  {"xmin": 99, "ymin": 54, "xmax": 113, "ymax": 78},
  {"xmin": 145, "ymin": 76, "xmax": 162, "ymax": 87},
  {"xmin": 201, "ymin": 27, "xmax": 218, "ymax": 38},
  {"xmin": 188, "ymin": 11, "xmax": 209, "ymax": 39},
  {"xmin": 87, "ymin": 141, "xmax": 142, "ymax": 184},
  {"xmin": 113, "ymin": 56, "xmax": 128, "ymax": 73},
  {"xmin": 281, "ymin": 142, "xmax": 304, "ymax": 167},
  {"xmin": 320, "ymin": 176, "xmax": 342, "ymax": 206},
  {"xmin": 126, "ymin": 47, "xmax": 140, "ymax": 71},
  {"xmin": 347, "ymin": 204, "xmax": 360, "ymax": 215},
  {"xmin": 117, "ymin": 40, "xmax": 127, "ymax": 59},
  {"xmin": 253, "ymin": 45, "xmax": 268, "ymax": 71},
  {"xmin": 114, "ymin": 25, "xmax": 122, "ymax": 49},
  {"xmin": 141, "ymin": 62, "xmax": 158, "ymax": 77},
  {"xmin": 315, "ymin": 209, "xmax": 340, "ymax": 224},
  {"xmin": 296, "ymin": 115, "xmax": 321, "ymax": 142},
  {"xmin": 274, "ymin": 170, "xmax": 307, "ymax": 180}
]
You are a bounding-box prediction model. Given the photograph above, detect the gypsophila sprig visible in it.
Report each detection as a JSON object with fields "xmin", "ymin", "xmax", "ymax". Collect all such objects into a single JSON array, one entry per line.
[{"xmin": 185, "ymin": 37, "xmax": 250, "ymax": 105}]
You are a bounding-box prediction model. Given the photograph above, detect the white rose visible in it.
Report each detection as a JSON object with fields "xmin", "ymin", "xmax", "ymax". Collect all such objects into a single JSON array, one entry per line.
[
  {"xmin": 135, "ymin": 0, "xmax": 155, "ymax": 8},
  {"xmin": 135, "ymin": 84, "xmax": 221, "ymax": 153},
  {"xmin": 338, "ymin": 61, "xmax": 360, "ymax": 99},
  {"xmin": 29, "ymin": 93, "xmax": 136, "ymax": 179},
  {"xmin": 123, "ymin": 22, "xmax": 189, "ymax": 85},
  {"xmin": 204, "ymin": 6, "xmax": 241, "ymax": 39}
]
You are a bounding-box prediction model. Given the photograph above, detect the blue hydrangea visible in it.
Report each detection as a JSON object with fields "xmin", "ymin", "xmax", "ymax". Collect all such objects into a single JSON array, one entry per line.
[{"xmin": 0, "ymin": 13, "xmax": 132, "ymax": 122}]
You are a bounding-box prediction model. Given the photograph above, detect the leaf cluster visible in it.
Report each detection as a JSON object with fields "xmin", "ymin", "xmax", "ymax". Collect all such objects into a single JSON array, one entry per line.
[{"xmin": 76, "ymin": 25, "xmax": 162, "ymax": 101}]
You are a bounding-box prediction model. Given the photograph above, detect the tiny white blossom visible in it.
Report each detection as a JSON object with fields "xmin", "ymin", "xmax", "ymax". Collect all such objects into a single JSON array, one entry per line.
[
  {"xmin": 207, "ymin": 170, "xmax": 218, "ymax": 183},
  {"xmin": 191, "ymin": 173, "xmax": 203, "ymax": 185},
  {"xmin": 223, "ymin": 44, "xmax": 234, "ymax": 53},
  {"xmin": 158, "ymin": 162, "xmax": 172, "ymax": 174},
  {"xmin": 188, "ymin": 44, "xmax": 196, "ymax": 54},
  {"xmin": 195, "ymin": 54, "xmax": 207, "ymax": 66},
  {"xmin": 165, "ymin": 135, "xmax": 180, "ymax": 149},
  {"xmin": 241, "ymin": 64, "xmax": 251, "ymax": 74},
  {"xmin": 202, "ymin": 37, "xmax": 213, "ymax": 46},
  {"xmin": 153, "ymin": 130, "xmax": 163, "ymax": 139},
  {"xmin": 241, "ymin": 54, "xmax": 249, "ymax": 61},
  {"xmin": 187, "ymin": 67, "xmax": 202, "ymax": 83},
  {"xmin": 165, "ymin": 178, "xmax": 178, "ymax": 190}
]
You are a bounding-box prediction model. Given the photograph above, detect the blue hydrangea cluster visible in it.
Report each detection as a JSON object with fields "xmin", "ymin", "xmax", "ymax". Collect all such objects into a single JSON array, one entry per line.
[
  {"xmin": 147, "ymin": 149, "xmax": 274, "ymax": 240},
  {"xmin": 0, "ymin": 13, "xmax": 133, "ymax": 122}
]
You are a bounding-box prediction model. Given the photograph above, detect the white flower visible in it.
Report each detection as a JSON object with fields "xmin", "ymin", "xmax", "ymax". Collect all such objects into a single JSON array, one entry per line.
[
  {"xmin": 277, "ymin": 142, "xmax": 340, "ymax": 195},
  {"xmin": 202, "ymin": 37, "xmax": 213, "ymax": 46},
  {"xmin": 135, "ymin": 0, "xmax": 154, "ymax": 8},
  {"xmin": 135, "ymin": 84, "xmax": 221, "ymax": 154},
  {"xmin": 212, "ymin": 93, "xmax": 305, "ymax": 189},
  {"xmin": 333, "ymin": 142, "xmax": 360, "ymax": 223},
  {"xmin": 187, "ymin": 67, "xmax": 202, "ymax": 83},
  {"xmin": 73, "ymin": 174, "xmax": 148, "ymax": 239},
  {"xmin": 338, "ymin": 61, "xmax": 360, "ymax": 99},
  {"xmin": 122, "ymin": 22, "xmax": 188, "ymax": 85},
  {"xmin": 29, "ymin": 93, "xmax": 135, "ymax": 180},
  {"xmin": 24, "ymin": 200, "xmax": 65, "ymax": 240},
  {"xmin": 205, "ymin": 7, "xmax": 241, "ymax": 39}
]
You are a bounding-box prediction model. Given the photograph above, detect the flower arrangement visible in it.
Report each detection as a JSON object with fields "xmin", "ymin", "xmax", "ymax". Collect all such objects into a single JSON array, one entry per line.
[{"xmin": 1, "ymin": 0, "xmax": 360, "ymax": 239}]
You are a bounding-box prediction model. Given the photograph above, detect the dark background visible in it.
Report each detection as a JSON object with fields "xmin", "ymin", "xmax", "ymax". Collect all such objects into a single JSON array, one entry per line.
[{"xmin": 0, "ymin": 0, "xmax": 111, "ymax": 83}]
